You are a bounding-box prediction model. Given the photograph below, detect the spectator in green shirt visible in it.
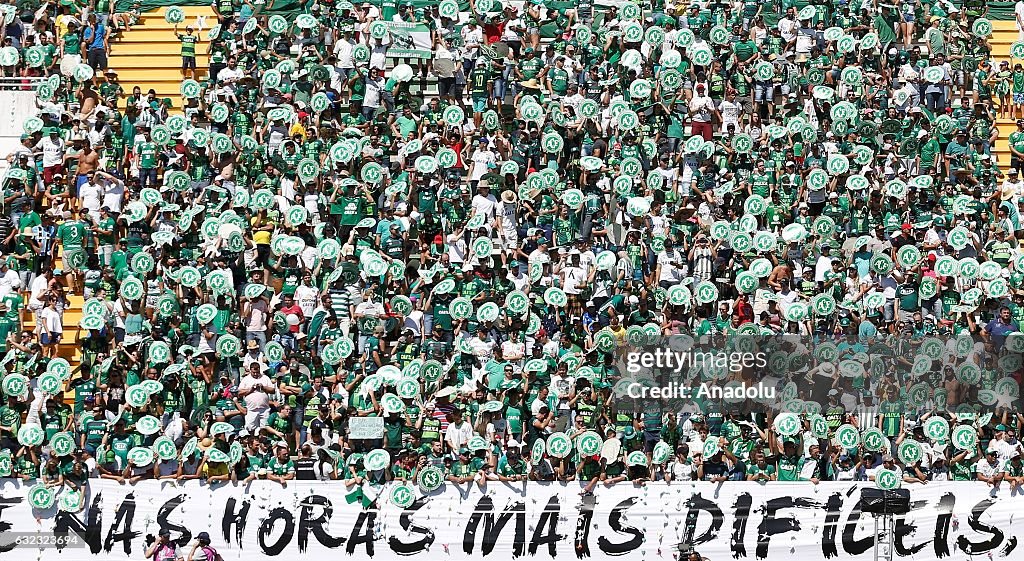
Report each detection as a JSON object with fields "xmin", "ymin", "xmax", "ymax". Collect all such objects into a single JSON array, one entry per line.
[{"xmin": 267, "ymin": 441, "xmax": 295, "ymax": 484}]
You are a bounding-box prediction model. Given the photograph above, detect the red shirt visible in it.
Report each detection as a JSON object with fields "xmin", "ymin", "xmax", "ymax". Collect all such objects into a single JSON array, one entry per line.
[
  {"xmin": 733, "ymin": 300, "xmax": 754, "ymax": 325},
  {"xmin": 448, "ymin": 139, "xmax": 465, "ymax": 170},
  {"xmin": 279, "ymin": 304, "xmax": 303, "ymax": 333},
  {"xmin": 482, "ymin": 21, "xmax": 504, "ymax": 44}
]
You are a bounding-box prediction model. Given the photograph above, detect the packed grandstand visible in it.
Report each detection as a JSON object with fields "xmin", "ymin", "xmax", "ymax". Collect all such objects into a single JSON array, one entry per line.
[{"xmin": 0, "ymin": 0, "xmax": 1022, "ymax": 530}]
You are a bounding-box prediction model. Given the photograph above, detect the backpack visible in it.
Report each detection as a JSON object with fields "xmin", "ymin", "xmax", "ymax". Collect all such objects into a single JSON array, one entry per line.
[
  {"xmin": 201, "ymin": 545, "xmax": 222, "ymax": 561},
  {"xmin": 154, "ymin": 543, "xmax": 177, "ymax": 561}
]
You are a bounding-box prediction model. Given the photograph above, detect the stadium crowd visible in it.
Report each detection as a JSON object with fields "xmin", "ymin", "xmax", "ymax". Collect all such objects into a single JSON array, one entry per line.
[{"xmin": 0, "ymin": 0, "xmax": 1022, "ymax": 514}]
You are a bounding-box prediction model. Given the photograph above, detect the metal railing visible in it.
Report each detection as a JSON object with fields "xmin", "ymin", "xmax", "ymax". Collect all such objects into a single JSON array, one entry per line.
[{"xmin": 0, "ymin": 76, "xmax": 48, "ymax": 92}]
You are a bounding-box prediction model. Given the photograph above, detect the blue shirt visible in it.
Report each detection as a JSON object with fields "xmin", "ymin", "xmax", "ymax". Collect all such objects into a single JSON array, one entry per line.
[
  {"xmin": 375, "ymin": 218, "xmax": 402, "ymax": 243},
  {"xmin": 85, "ymin": 24, "xmax": 106, "ymax": 50},
  {"xmin": 853, "ymin": 250, "xmax": 873, "ymax": 278},
  {"xmin": 985, "ymin": 318, "xmax": 1019, "ymax": 350}
]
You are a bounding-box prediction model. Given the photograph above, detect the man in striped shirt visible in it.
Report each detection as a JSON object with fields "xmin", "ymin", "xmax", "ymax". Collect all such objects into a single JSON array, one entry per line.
[
  {"xmin": 134, "ymin": 104, "xmax": 160, "ymax": 130},
  {"xmin": 327, "ymin": 277, "xmax": 357, "ymax": 338},
  {"xmin": 174, "ymin": 24, "xmax": 200, "ymax": 80},
  {"xmin": 689, "ymin": 233, "xmax": 715, "ymax": 283}
]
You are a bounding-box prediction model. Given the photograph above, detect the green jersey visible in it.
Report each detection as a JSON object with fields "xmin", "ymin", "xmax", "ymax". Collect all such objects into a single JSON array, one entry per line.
[
  {"xmin": 776, "ymin": 454, "xmax": 803, "ymax": 481},
  {"xmin": 96, "ymin": 216, "xmax": 116, "ymax": 245},
  {"xmin": 549, "ymin": 67, "xmax": 569, "ymax": 94},
  {"xmin": 469, "ymin": 68, "xmax": 489, "ymax": 97},
  {"xmin": 135, "ymin": 141, "xmax": 158, "ymax": 168},
  {"xmin": 519, "ymin": 58, "xmax": 543, "ymax": 80},
  {"xmin": 746, "ymin": 462, "xmax": 775, "ymax": 479},
  {"xmin": 177, "ymin": 33, "xmax": 197, "ymax": 57},
  {"xmin": 879, "ymin": 400, "xmax": 903, "ymax": 437},
  {"xmin": 56, "ymin": 220, "xmax": 88, "ymax": 249},
  {"xmin": 63, "ymin": 32, "xmax": 81, "ymax": 55},
  {"xmin": 269, "ymin": 456, "xmax": 295, "ymax": 476},
  {"xmin": 497, "ymin": 457, "xmax": 528, "ymax": 476}
]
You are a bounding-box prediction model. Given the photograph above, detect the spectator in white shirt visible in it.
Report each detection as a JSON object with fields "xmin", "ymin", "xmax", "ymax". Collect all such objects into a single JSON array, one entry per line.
[
  {"xmin": 27, "ymin": 270, "xmax": 50, "ymax": 321},
  {"xmin": 369, "ymin": 38, "xmax": 388, "ymax": 71},
  {"xmin": 1016, "ymin": 0, "xmax": 1024, "ymax": 41},
  {"xmin": 656, "ymin": 239, "xmax": 686, "ymax": 287},
  {"xmin": 237, "ymin": 363, "xmax": 275, "ymax": 431},
  {"xmin": 0, "ymin": 260, "xmax": 21, "ymax": 300},
  {"xmin": 216, "ymin": 58, "xmax": 243, "ymax": 101},
  {"xmin": 470, "ymin": 181, "xmax": 499, "ymax": 226},
  {"xmin": 467, "ymin": 139, "xmax": 497, "ymax": 185},
  {"xmin": 814, "ymin": 245, "xmax": 835, "ymax": 283},
  {"xmin": 718, "ymin": 90, "xmax": 743, "ymax": 131},
  {"xmin": 361, "ymin": 67, "xmax": 385, "ymax": 121},
  {"xmin": 78, "ymin": 177, "xmax": 104, "ymax": 221},
  {"xmin": 293, "ymin": 273, "xmax": 320, "ymax": 318},
  {"xmin": 688, "ymin": 84, "xmax": 720, "ymax": 140},
  {"xmin": 35, "ymin": 129, "xmax": 65, "ymax": 182},
  {"xmin": 460, "ymin": 21, "xmax": 483, "ymax": 73},
  {"xmin": 444, "ymin": 409, "xmax": 473, "ymax": 455},
  {"xmin": 39, "ymin": 298, "xmax": 63, "ymax": 358},
  {"xmin": 666, "ymin": 446, "xmax": 695, "ymax": 481},
  {"xmin": 1004, "ymin": 168, "xmax": 1024, "ymax": 204},
  {"xmin": 777, "ymin": 9, "xmax": 799, "ymax": 45},
  {"xmin": 977, "ymin": 450, "xmax": 1005, "ymax": 494},
  {"xmin": 332, "ymin": 32, "xmax": 355, "ymax": 81}
]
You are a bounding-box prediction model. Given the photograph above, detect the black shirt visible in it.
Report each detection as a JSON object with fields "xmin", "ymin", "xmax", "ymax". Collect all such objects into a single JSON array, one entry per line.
[
  {"xmin": 295, "ymin": 457, "xmax": 316, "ymax": 480},
  {"xmin": 701, "ymin": 459, "xmax": 729, "ymax": 481}
]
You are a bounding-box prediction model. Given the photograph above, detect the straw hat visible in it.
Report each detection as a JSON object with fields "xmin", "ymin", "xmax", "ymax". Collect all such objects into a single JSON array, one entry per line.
[{"xmin": 198, "ymin": 437, "xmax": 213, "ymax": 452}]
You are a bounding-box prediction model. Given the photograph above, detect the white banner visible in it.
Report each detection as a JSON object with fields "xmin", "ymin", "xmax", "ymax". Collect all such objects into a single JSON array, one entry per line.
[
  {"xmin": 0, "ymin": 479, "xmax": 1019, "ymax": 560},
  {"xmin": 385, "ymin": 22, "xmax": 432, "ymax": 58}
]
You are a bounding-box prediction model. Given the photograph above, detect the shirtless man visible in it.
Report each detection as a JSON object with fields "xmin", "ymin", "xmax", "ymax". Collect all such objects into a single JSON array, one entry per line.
[
  {"xmin": 73, "ymin": 142, "xmax": 100, "ymax": 211},
  {"xmin": 767, "ymin": 258, "xmax": 794, "ymax": 291}
]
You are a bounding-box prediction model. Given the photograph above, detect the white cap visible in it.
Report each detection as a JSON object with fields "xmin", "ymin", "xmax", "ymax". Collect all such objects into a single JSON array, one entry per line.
[{"xmin": 507, "ymin": 439, "xmax": 521, "ymax": 448}]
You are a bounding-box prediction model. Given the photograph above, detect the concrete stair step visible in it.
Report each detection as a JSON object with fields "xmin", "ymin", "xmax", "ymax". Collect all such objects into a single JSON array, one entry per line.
[
  {"xmin": 137, "ymin": 21, "xmax": 210, "ymax": 33},
  {"xmin": 22, "ymin": 305, "xmax": 83, "ymax": 322},
  {"xmin": 108, "ymin": 53, "xmax": 211, "ymax": 68},
  {"xmin": 123, "ymin": 82, "xmax": 202, "ymax": 99},
  {"xmin": 49, "ymin": 345, "xmax": 81, "ymax": 361},
  {"xmin": 135, "ymin": 7, "xmax": 215, "ymax": 30},
  {"xmin": 22, "ymin": 314, "xmax": 83, "ymax": 330},
  {"xmin": 992, "ymin": 25, "xmax": 1015, "ymax": 160},
  {"xmin": 113, "ymin": 67, "xmax": 216, "ymax": 81},
  {"xmin": 142, "ymin": 6, "xmax": 215, "ymax": 19},
  {"xmin": 112, "ymin": 41, "xmax": 212, "ymax": 56},
  {"xmin": 116, "ymin": 33, "xmax": 201, "ymax": 44}
]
